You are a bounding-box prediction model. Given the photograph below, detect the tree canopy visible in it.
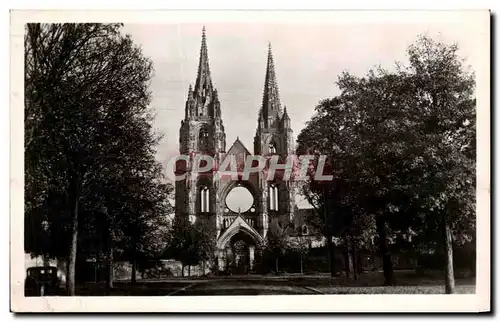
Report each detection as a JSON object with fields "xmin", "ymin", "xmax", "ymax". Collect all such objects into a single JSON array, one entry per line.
[
  {"xmin": 24, "ymin": 23, "xmax": 172, "ymax": 295},
  {"xmin": 296, "ymin": 35, "xmax": 476, "ymax": 291}
]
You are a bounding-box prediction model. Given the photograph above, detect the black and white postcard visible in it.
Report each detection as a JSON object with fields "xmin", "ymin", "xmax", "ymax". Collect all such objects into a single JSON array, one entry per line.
[{"xmin": 10, "ymin": 9, "xmax": 491, "ymax": 313}]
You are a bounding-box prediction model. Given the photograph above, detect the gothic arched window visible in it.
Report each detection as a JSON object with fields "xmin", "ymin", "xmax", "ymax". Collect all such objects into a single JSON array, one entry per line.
[
  {"xmin": 302, "ymin": 225, "xmax": 308, "ymax": 236},
  {"xmin": 269, "ymin": 183, "xmax": 279, "ymax": 211},
  {"xmin": 200, "ymin": 186, "xmax": 210, "ymax": 213},
  {"xmin": 269, "ymin": 141, "xmax": 277, "ymax": 154},
  {"xmin": 199, "ymin": 127, "xmax": 209, "ymax": 151}
]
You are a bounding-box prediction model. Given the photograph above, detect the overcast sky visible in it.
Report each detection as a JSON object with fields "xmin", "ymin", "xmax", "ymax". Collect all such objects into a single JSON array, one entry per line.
[{"xmin": 121, "ymin": 16, "xmax": 485, "ymax": 208}]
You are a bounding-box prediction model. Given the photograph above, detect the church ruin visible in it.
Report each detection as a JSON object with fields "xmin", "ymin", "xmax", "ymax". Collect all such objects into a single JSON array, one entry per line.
[{"xmin": 175, "ymin": 27, "xmax": 297, "ymax": 273}]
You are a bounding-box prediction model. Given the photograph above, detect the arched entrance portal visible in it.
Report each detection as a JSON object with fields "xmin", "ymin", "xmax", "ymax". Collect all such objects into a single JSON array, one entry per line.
[
  {"xmin": 226, "ymin": 233, "xmax": 251, "ymax": 274},
  {"xmin": 217, "ymin": 217, "xmax": 263, "ymax": 274}
]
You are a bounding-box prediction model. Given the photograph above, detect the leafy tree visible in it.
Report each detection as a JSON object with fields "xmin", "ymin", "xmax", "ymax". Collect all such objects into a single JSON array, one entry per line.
[
  {"xmin": 119, "ymin": 171, "xmax": 173, "ymax": 284},
  {"xmin": 399, "ymin": 35, "xmax": 476, "ymax": 293},
  {"xmin": 167, "ymin": 215, "xmax": 217, "ymax": 276},
  {"xmin": 296, "ymin": 35, "xmax": 475, "ymax": 291},
  {"xmin": 341, "ymin": 212, "xmax": 376, "ymax": 279},
  {"xmin": 167, "ymin": 215, "xmax": 196, "ymax": 276},
  {"xmin": 266, "ymin": 220, "xmax": 290, "ymax": 273},
  {"xmin": 290, "ymin": 234, "xmax": 310, "ymax": 274},
  {"xmin": 24, "ymin": 23, "xmax": 161, "ymax": 295},
  {"xmin": 193, "ymin": 218, "xmax": 217, "ymax": 274}
]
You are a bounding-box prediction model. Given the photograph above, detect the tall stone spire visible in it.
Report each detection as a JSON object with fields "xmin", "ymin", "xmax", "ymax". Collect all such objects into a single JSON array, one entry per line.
[
  {"xmin": 183, "ymin": 26, "xmax": 224, "ymax": 121},
  {"xmin": 194, "ymin": 26, "xmax": 213, "ymax": 95},
  {"xmin": 261, "ymin": 43, "xmax": 282, "ymax": 128}
]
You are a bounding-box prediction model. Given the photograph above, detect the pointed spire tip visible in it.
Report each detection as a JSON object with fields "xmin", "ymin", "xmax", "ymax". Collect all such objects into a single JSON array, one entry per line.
[
  {"xmin": 201, "ymin": 26, "xmax": 207, "ymax": 42},
  {"xmin": 261, "ymin": 41, "xmax": 281, "ymax": 120},
  {"xmin": 194, "ymin": 24, "xmax": 212, "ymax": 93}
]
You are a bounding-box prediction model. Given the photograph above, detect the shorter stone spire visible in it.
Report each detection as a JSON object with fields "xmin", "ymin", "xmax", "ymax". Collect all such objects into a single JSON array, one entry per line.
[
  {"xmin": 283, "ymin": 106, "xmax": 290, "ymax": 119},
  {"xmin": 281, "ymin": 105, "xmax": 291, "ymax": 128},
  {"xmin": 258, "ymin": 110, "xmax": 264, "ymax": 129},
  {"xmin": 185, "ymin": 84, "xmax": 195, "ymax": 118}
]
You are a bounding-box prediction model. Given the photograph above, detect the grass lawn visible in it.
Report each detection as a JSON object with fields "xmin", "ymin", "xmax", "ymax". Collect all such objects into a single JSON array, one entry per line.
[
  {"xmin": 293, "ymin": 270, "xmax": 476, "ymax": 294},
  {"xmin": 316, "ymin": 269, "xmax": 475, "ymax": 287},
  {"xmin": 313, "ymin": 285, "xmax": 475, "ymax": 294}
]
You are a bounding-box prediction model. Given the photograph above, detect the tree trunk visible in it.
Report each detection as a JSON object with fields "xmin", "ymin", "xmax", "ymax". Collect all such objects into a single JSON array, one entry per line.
[
  {"xmin": 331, "ymin": 241, "xmax": 337, "ymax": 277},
  {"xmin": 371, "ymin": 237, "xmax": 377, "ymax": 271},
  {"xmin": 275, "ymin": 257, "xmax": 279, "ymax": 273},
  {"xmin": 188, "ymin": 265, "xmax": 191, "ymax": 277},
  {"xmin": 181, "ymin": 263, "xmax": 185, "ymax": 277},
  {"xmin": 444, "ymin": 219, "xmax": 455, "ymax": 294},
  {"xmin": 352, "ymin": 239, "xmax": 358, "ymax": 280},
  {"xmin": 65, "ymin": 257, "xmax": 71, "ymax": 291},
  {"xmin": 106, "ymin": 245, "xmax": 114, "ymax": 293},
  {"xmin": 105, "ymin": 222, "xmax": 114, "ymax": 293},
  {"xmin": 95, "ymin": 252, "xmax": 101, "ymax": 283},
  {"xmin": 66, "ymin": 195, "xmax": 79, "ymax": 296},
  {"xmin": 322, "ymin": 189, "xmax": 335, "ymax": 277},
  {"xmin": 131, "ymin": 260, "xmax": 137, "ymax": 284},
  {"xmin": 300, "ymin": 254, "xmax": 303, "ymax": 275},
  {"xmin": 376, "ymin": 216, "xmax": 394, "ymax": 285},
  {"xmin": 130, "ymin": 242, "xmax": 137, "ymax": 284},
  {"xmin": 327, "ymin": 237, "xmax": 337, "ymax": 277},
  {"xmin": 347, "ymin": 252, "xmax": 354, "ymax": 279},
  {"xmin": 141, "ymin": 270, "xmax": 145, "ymax": 280},
  {"xmin": 357, "ymin": 251, "xmax": 363, "ymax": 275}
]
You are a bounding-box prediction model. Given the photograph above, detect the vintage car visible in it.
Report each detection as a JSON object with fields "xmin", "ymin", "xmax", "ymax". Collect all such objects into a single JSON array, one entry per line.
[{"xmin": 24, "ymin": 266, "xmax": 62, "ymax": 296}]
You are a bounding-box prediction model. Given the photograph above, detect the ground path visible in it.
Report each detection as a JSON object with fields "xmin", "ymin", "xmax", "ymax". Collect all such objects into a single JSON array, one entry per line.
[{"xmin": 72, "ymin": 271, "xmax": 475, "ymax": 296}]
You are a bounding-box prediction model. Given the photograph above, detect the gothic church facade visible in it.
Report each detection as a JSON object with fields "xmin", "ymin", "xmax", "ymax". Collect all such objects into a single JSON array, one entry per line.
[{"xmin": 175, "ymin": 28, "xmax": 296, "ymax": 271}]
